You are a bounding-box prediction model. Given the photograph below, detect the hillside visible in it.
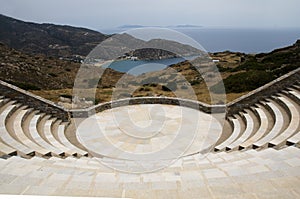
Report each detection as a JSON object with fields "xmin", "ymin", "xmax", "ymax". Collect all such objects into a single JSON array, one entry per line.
[
  {"xmin": 0, "ymin": 14, "xmax": 108, "ymax": 59},
  {"xmin": 0, "ymin": 43, "xmax": 127, "ymax": 100},
  {"xmin": 211, "ymin": 40, "xmax": 300, "ymax": 94}
]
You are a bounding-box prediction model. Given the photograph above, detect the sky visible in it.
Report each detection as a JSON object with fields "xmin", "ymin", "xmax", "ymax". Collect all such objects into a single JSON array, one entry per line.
[{"xmin": 1, "ymin": 0, "xmax": 300, "ymax": 31}]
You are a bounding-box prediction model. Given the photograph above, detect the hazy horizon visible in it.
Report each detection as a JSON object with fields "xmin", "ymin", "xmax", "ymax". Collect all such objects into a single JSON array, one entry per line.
[{"xmin": 1, "ymin": 0, "xmax": 300, "ymax": 31}]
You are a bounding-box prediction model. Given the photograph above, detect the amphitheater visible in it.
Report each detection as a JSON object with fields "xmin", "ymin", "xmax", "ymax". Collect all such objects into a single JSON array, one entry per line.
[{"xmin": 0, "ymin": 67, "xmax": 299, "ymax": 198}]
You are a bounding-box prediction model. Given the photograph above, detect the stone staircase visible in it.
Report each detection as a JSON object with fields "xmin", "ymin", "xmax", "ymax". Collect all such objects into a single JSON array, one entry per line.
[
  {"xmin": 0, "ymin": 147, "xmax": 300, "ymax": 198},
  {"xmin": 0, "ymin": 69, "xmax": 300, "ymax": 198}
]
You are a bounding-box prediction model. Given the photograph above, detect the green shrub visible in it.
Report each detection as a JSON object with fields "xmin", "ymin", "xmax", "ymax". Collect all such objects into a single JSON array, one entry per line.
[
  {"xmin": 149, "ymin": 83, "xmax": 158, "ymax": 87},
  {"xmin": 60, "ymin": 94, "xmax": 72, "ymax": 99},
  {"xmin": 231, "ymin": 60, "xmax": 264, "ymax": 71},
  {"xmin": 85, "ymin": 97, "xmax": 100, "ymax": 104},
  {"xmin": 162, "ymin": 85, "xmax": 171, "ymax": 91},
  {"xmin": 217, "ymin": 65, "xmax": 230, "ymax": 72},
  {"xmin": 144, "ymin": 87, "xmax": 151, "ymax": 91},
  {"xmin": 190, "ymin": 79, "xmax": 201, "ymax": 85},
  {"xmin": 48, "ymin": 73, "xmax": 58, "ymax": 77},
  {"xmin": 8, "ymin": 81, "xmax": 41, "ymax": 91},
  {"xmin": 211, "ymin": 70, "xmax": 274, "ymax": 93}
]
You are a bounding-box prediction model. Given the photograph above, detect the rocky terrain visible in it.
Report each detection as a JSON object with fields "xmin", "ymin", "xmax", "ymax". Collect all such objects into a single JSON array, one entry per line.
[
  {"xmin": 0, "ymin": 14, "xmax": 108, "ymax": 60},
  {"xmin": 0, "ymin": 42, "xmax": 128, "ymax": 104}
]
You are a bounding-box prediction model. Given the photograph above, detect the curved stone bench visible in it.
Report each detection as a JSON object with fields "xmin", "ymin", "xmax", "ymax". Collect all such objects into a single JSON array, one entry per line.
[
  {"xmin": 0, "ymin": 98, "xmax": 7, "ymax": 106},
  {"xmin": 252, "ymin": 100, "xmax": 285, "ymax": 149},
  {"xmin": 289, "ymin": 90, "xmax": 300, "ymax": 103},
  {"xmin": 214, "ymin": 115, "xmax": 242, "ymax": 151},
  {"xmin": 291, "ymin": 84, "xmax": 300, "ymax": 91},
  {"xmin": 56, "ymin": 122, "xmax": 88, "ymax": 156},
  {"xmin": 13, "ymin": 108, "xmax": 51, "ymax": 156},
  {"xmin": 239, "ymin": 105, "xmax": 270, "ymax": 149},
  {"xmin": 0, "ymin": 100, "xmax": 17, "ymax": 156},
  {"xmin": 29, "ymin": 114, "xmax": 64, "ymax": 156},
  {"xmin": 215, "ymin": 119, "xmax": 233, "ymax": 147},
  {"xmin": 0, "ymin": 104, "xmax": 34, "ymax": 156},
  {"xmin": 269, "ymin": 95, "xmax": 300, "ymax": 147},
  {"xmin": 226, "ymin": 110, "xmax": 255, "ymax": 150},
  {"xmin": 64, "ymin": 121, "xmax": 89, "ymax": 154},
  {"xmin": 42, "ymin": 118, "xmax": 75, "ymax": 156},
  {"xmin": 286, "ymin": 91, "xmax": 300, "ymax": 145},
  {"xmin": 0, "ymin": 141, "xmax": 17, "ymax": 156},
  {"xmin": 286, "ymin": 131, "xmax": 300, "ymax": 146}
]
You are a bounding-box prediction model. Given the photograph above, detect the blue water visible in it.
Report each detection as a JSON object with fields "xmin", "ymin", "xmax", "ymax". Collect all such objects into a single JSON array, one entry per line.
[
  {"xmin": 101, "ymin": 28, "xmax": 300, "ymax": 53},
  {"xmin": 180, "ymin": 28, "xmax": 300, "ymax": 53},
  {"xmin": 103, "ymin": 57, "xmax": 185, "ymax": 75}
]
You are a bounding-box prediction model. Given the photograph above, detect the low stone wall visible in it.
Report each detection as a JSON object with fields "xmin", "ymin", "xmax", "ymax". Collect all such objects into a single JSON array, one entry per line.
[
  {"xmin": 227, "ymin": 68, "xmax": 300, "ymax": 116},
  {"xmin": 0, "ymin": 80, "xmax": 69, "ymax": 121},
  {"xmin": 70, "ymin": 97, "xmax": 226, "ymax": 118}
]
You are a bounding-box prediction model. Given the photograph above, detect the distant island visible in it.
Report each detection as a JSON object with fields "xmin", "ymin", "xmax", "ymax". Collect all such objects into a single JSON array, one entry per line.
[
  {"xmin": 118, "ymin": 25, "xmax": 147, "ymax": 29},
  {"xmin": 168, "ymin": 24, "xmax": 203, "ymax": 29},
  {"xmin": 118, "ymin": 24, "xmax": 202, "ymax": 29}
]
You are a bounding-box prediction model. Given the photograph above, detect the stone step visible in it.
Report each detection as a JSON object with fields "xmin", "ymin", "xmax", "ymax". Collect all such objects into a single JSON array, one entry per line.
[
  {"xmin": 13, "ymin": 108, "xmax": 52, "ymax": 157},
  {"xmin": 0, "ymin": 147, "xmax": 299, "ymax": 197},
  {"xmin": 42, "ymin": 119, "xmax": 75, "ymax": 156},
  {"xmin": 22, "ymin": 111, "xmax": 53, "ymax": 155},
  {"xmin": 0, "ymin": 142, "xmax": 17, "ymax": 157},
  {"xmin": 64, "ymin": 120, "xmax": 89, "ymax": 155},
  {"xmin": 0, "ymin": 98, "xmax": 10, "ymax": 107},
  {"xmin": 56, "ymin": 123, "xmax": 88, "ymax": 156},
  {"xmin": 269, "ymin": 95, "xmax": 300, "ymax": 148},
  {"xmin": 0, "ymin": 104, "xmax": 34, "ymax": 157},
  {"xmin": 0, "ymin": 99, "xmax": 18, "ymax": 156},
  {"xmin": 252, "ymin": 100, "xmax": 286, "ymax": 149},
  {"xmin": 215, "ymin": 118, "xmax": 233, "ymax": 146},
  {"xmin": 214, "ymin": 116, "xmax": 243, "ymax": 151},
  {"xmin": 28, "ymin": 114, "xmax": 64, "ymax": 156},
  {"xmin": 289, "ymin": 91, "xmax": 300, "ymax": 100},
  {"xmin": 226, "ymin": 110, "xmax": 255, "ymax": 151},
  {"xmin": 239, "ymin": 105, "xmax": 270, "ymax": 149},
  {"xmin": 291, "ymin": 83, "xmax": 300, "ymax": 91},
  {"xmin": 288, "ymin": 90, "xmax": 300, "ymax": 104},
  {"xmin": 286, "ymin": 90, "xmax": 300, "ymax": 145}
]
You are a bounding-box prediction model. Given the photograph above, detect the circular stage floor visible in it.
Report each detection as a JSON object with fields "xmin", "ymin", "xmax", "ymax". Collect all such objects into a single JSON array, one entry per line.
[{"xmin": 76, "ymin": 104, "xmax": 223, "ymax": 172}]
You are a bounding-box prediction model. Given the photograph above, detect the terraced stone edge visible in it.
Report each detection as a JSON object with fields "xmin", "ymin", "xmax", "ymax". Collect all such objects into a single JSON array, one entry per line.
[
  {"xmin": 0, "ymin": 80, "xmax": 70, "ymax": 121},
  {"xmin": 69, "ymin": 97, "xmax": 226, "ymax": 118}
]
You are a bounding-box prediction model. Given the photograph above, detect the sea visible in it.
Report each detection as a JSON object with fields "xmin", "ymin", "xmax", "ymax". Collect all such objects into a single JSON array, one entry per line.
[
  {"xmin": 180, "ymin": 28, "xmax": 300, "ymax": 53},
  {"xmin": 99, "ymin": 28, "xmax": 300, "ymax": 75},
  {"xmin": 102, "ymin": 57, "xmax": 185, "ymax": 75}
]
